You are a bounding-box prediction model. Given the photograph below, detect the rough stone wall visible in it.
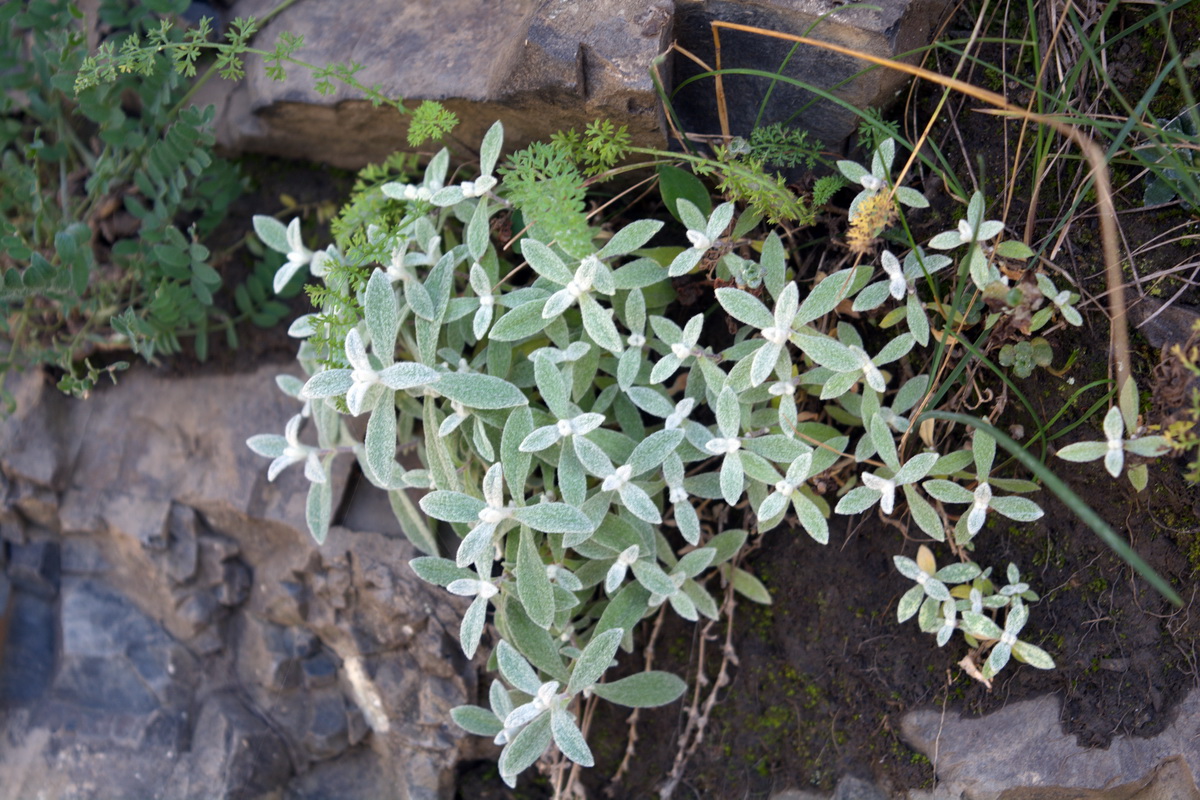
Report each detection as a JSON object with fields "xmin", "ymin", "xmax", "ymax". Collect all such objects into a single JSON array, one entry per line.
[{"xmin": 0, "ymin": 366, "xmax": 474, "ymax": 800}]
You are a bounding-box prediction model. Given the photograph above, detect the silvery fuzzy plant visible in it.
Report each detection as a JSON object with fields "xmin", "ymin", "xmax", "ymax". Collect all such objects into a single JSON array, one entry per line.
[{"xmin": 245, "ymin": 125, "xmax": 1157, "ymax": 784}]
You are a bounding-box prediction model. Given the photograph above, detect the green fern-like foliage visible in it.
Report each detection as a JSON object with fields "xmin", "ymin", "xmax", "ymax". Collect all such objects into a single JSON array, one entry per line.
[
  {"xmin": 0, "ymin": 0, "xmax": 260, "ymax": 406},
  {"xmin": 550, "ymin": 119, "xmax": 633, "ymax": 176},
  {"xmin": 746, "ymin": 122, "xmax": 822, "ymax": 169},
  {"xmin": 407, "ymin": 100, "xmax": 459, "ymax": 147},
  {"xmin": 500, "ymin": 141, "xmax": 596, "ymax": 259},
  {"xmin": 706, "ymin": 152, "xmax": 815, "ymax": 227}
]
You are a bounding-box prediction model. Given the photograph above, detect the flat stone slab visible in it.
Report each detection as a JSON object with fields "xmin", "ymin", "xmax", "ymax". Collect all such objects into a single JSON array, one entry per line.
[
  {"xmin": 902, "ymin": 692, "xmax": 1200, "ymax": 800},
  {"xmin": 199, "ymin": 0, "xmax": 673, "ymax": 168},
  {"xmin": 195, "ymin": 0, "xmax": 952, "ymax": 168}
]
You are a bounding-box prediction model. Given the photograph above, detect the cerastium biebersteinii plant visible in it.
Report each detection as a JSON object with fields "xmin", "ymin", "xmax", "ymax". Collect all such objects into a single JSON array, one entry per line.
[{"xmin": 246, "ymin": 125, "xmax": 1175, "ymax": 785}]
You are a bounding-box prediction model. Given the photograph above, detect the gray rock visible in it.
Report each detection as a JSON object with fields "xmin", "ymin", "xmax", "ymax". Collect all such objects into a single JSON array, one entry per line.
[
  {"xmin": 836, "ymin": 775, "xmax": 889, "ymax": 800},
  {"xmin": 175, "ymin": 589, "xmax": 221, "ymax": 637},
  {"xmin": 901, "ymin": 692, "xmax": 1200, "ymax": 800},
  {"xmin": 181, "ymin": 692, "xmax": 294, "ymax": 800},
  {"xmin": 302, "ymin": 693, "xmax": 351, "ymax": 761},
  {"xmin": 53, "ymin": 655, "xmax": 160, "ymax": 714},
  {"xmin": 60, "ymin": 535, "xmax": 111, "ymax": 575},
  {"xmin": 164, "ymin": 503, "xmax": 200, "ymax": 581},
  {"xmin": 771, "ymin": 790, "xmax": 829, "ymax": 800},
  {"xmin": 283, "ymin": 748, "xmax": 392, "ymax": 800},
  {"xmin": 192, "ymin": 0, "xmax": 956, "ymax": 173},
  {"xmin": 0, "ymin": 364, "xmax": 473, "ymax": 799},
  {"xmin": 7, "ymin": 539, "xmax": 60, "ymax": 599},
  {"xmin": 0, "ymin": 589, "xmax": 56, "ymax": 706},
  {"xmin": 302, "ymin": 649, "xmax": 339, "ymax": 689},
  {"xmin": 217, "ymin": 558, "xmax": 252, "ymax": 607},
  {"xmin": 671, "ymin": 0, "xmax": 953, "ymax": 149},
  {"xmin": 197, "ymin": 0, "xmax": 673, "ymax": 170},
  {"xmin": 238, "ymin": 613, "xmax": 305, "ymax": 693}
]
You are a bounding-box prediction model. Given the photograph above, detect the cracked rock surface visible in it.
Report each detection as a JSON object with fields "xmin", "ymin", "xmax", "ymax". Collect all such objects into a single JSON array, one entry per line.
[{"xmin": 0, "ymin": 366, "xmax": 471, "ymax": 800}]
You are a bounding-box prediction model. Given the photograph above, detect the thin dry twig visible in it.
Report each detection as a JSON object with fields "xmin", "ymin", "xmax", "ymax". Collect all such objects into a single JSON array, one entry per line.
[{"xmin": 657, "ymin": 574, "xmax": 739, "ymax": 799}]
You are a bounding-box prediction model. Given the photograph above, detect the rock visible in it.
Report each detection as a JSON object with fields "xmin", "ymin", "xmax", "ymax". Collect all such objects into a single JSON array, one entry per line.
[
  {"xmin": 282, "ymin": 748, "xmax": 392, "ymax": 800},
  {"xmin": 54, "ymin": 578, "xmax": 195, "ymax": 719},
  {"xmin": 0, "ymin": 364, "xmax": 474, "ymax": 799},
  {"xmin": 175, "ymin": 589, "xmax": 221, "ymax": 637},
  {"xmin": 835, "ymin": 776, "xmax": 889, "ymax": 800},
  {"xmin": 301, "ymin": 649, "xmax": 339, "ymax": 689},
  {"xmin": 7, "ymin": 539, "xmax": 60, "ymax": 599},
  {"xmin": 671, "ymin": 0, "xmax": 952, "ymax": 150},
  {"xmin": 901, "ymin": 692, "xmax": 1200, "ymax": 800},
  {"xmin": 181, "ymin": 692, "xmax": 294, "ymax": 800},
  {"xmin": 302, "ymin": 693, "xmax": 351, "ymax": 761},
  {"xmin": 217, "ymin": 558, "xmax": 252, "ymax": 607},
  {"xmin": 192, "ymin": 0, "xmax": 955, "ymax": 172},
  {"xmin": 0, "ymin": 589, "xmax": 56, "ymax": 706},
  {"xmin": 53, "ymin": 655, "xmax": 160, "ymax": 714},
  {"xmin": 995, "ymin": 755, "xmax": 1200, "ymax": 799},
  {"xmin": 164, "ymin": 503, "xmax": 200, "ymax": 581},
  {"xmin": 60, "ymin": 535, "xmax": 111, "ymax": 575},
  {"xmin": 196, "ymin": 0, "xmax": 673, "ymax": 170},
  {"xmin": 238, "ymin": 613, "xmax": 307, "ymax": 693}
]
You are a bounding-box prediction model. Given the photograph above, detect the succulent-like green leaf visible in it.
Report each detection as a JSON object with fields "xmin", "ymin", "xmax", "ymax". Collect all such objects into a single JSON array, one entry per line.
[
  {"xmin": 513, "ymin": 503, "xmax": 595, "ymax": 535},
  {"xmin": 410, "ymin": 557, "xmax": 476, "ymax": 587},
  {"xmin": 498, "ymin": 710, "xmax": 552, "ymax": 780},
  {"xmin": 420, "ymin": 491, "xmax": 487, "ymax": 522},
  {"xmin": 628, "ymin": 428, "xmax": 685, "ymax": 476},
  {"xmin": 590, "ymin": 671, "xmax": 687, "ymax": 707},
  {"xmin": 253, "ymin": 215, "xmax": 290, "ymax": 253},
  {"xmin": 716, "ymin": 287, "xmax": 775, "ymax": 330},
  {"xmin": 731, "ymin": 567, "xmax": 772, "ymax": 604},
  {"xmin": 599, "ymin": 219, "xmax": 664, "ymax": 260},
  {"xmin": 517, "ymin": 528, "xmax": 555, "ymax": 629},
  {"xmin": 365, "ymin": 400, "xmax": 397, "ymax": 486},
  {"xmin": 452, "ymin": 705, "xmax": 504, "ymax": 737},
  {"xmin": 497, "ymin": 639, "xmax": 543, "ymax": 695},
  {"xmin": 551, "ymin": 707, "xmax": 594, "ymax": 766},
  {"xmin": 567, "ymin": 627, "xmax": 624, "ymax": 695},
  {"xmin": 364, "ymin": 268, "xmax": 399, "ymax": 355},
  {"xmin": 437, "ymin": 373, "xmax": 527, "ymax": 409},
  {"xmin": 595, "ymin": 582, "xmax": 651, "ymax": 641}
]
